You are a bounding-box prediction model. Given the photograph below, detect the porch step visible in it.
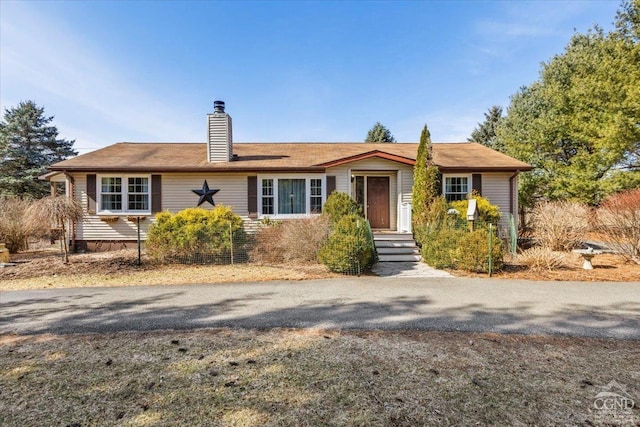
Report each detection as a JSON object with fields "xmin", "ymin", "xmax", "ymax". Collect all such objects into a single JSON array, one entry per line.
[
  {"xmin": 373, "ymin": 233, "xmax": 415, "ymax": 241},
  {"xmin": 377, "ymin": 247, "xmax": 420, "ymax": 255},
  {"xmin": 373, "ymin": 232, "xmax": 421, "ymax": 262},
  {"xmin": 378, "ymin": 254, "xmax": 422, "ymax": 262}
]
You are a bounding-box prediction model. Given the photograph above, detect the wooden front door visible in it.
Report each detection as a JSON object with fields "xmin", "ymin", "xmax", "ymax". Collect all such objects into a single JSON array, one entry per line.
[{"xmin": 367, "ymin": 176, "xmax": 390, "ymax": 229}]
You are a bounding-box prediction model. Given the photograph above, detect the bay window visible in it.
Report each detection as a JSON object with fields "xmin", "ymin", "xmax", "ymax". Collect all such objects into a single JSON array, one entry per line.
[{"xmin": 259, "ymin": 176, "xmax": 324, "ymax": 217}]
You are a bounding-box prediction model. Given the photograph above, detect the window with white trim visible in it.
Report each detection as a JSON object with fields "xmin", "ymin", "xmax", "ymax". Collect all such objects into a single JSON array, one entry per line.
[
  {"xmin": 310, "ymin": 178, "xmax": 322, "ymax": 213},
  {"xmin": 443, "ymin": 176, "xmax": 469, "ymax": 202},
  {"xmin": 99, "ymin": 175, "xmax": 150, "ymax": 213},
  {"xmin": 259, "ymin": 176, "xmax": 324, "ymax": 218},
  {"xmin": 262, "ymin": 178, "xmax": 274, "ymax": 215}
]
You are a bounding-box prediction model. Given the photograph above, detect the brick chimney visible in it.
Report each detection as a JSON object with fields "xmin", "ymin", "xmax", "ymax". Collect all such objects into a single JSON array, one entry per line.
[{"xmin": 207, "ymin": 100, "xmax": 233, "ymax": 162}]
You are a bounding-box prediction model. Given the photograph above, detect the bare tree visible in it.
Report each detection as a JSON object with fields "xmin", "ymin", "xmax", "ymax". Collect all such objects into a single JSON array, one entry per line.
[{"xmin": 29, "ymin": 196, "xmax": 83, "ymax": 263}]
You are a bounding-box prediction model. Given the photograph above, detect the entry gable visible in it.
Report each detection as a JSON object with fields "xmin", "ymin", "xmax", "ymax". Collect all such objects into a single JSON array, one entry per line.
[{"xmin": 315, "ymin": 150, "xmax": 416, "ymax": 168}]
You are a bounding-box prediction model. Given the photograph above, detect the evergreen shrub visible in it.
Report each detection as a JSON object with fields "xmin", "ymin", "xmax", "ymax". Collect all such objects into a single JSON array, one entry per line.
[
  {"xmin": 319, "ymin": 214, "xmax": 376, "ymax": 274},
  {"xmin": 146, "ymin": 206, "xmax": 246, "ymax": 263},
  {"xmin": 322, "ymin": 191, "xmax": 362, "ymax": 224},
  {"xmin": 454, "ymin": 228, "xmax": 504, "ymax": 272}
]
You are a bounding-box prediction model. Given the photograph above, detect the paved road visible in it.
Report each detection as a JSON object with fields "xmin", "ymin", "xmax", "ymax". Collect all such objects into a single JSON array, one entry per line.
[{"xmin": 1, "ymin": 277, "xmax": 639, "ymax": 339}]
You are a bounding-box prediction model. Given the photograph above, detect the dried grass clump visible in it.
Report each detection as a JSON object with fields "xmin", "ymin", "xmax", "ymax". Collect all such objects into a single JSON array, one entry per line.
[
  {"xmin": 250, "ymin": 216, "xmax": 330, "ymax": 264},
  {"xmin": 517, "ymin": 247, "xmax": 567, "ymax": 271},
  {"xmin": 531, "ymin": 201, "xmax": 589, "ymax": 251},
  {"xmin": 595, "ymin": 189, "xmax": 640, "ymax": 264},
  {"xmin": 27, "ymin": 196, "xmax": 84, "ymax": 263},
  {"xmin": 0, "ymin": 196, "xmax": 45, "ymax": 253}
]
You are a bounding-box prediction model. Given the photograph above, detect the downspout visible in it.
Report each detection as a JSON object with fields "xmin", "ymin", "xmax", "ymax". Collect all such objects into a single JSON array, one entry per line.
[
  {"xmin": 64, "ymin": 172, "xmax": 77, "ymax": 252},
  {"xmin": 509, "ymin": 170, "xmax": 519, "ymax": 225}
]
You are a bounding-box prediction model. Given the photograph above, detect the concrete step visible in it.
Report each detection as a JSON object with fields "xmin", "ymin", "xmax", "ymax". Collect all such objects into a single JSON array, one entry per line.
[
  {"xmin": 373, "ymin": 233, "xmax": 414, "ymax": 241},
  {"xmin": 374, "ymin": 240, "xmax": 417, "ymax": 248},
  {"xmin": 378, "ymin": 254, "xmax": 422, "ymax": 262},
  {"xmin": 376, "ymin": 247, "xmax": 420, "ymax": 255},
  {"xmin": 373, "ymin": 232, "xmax": 420, "ymax": 262}
]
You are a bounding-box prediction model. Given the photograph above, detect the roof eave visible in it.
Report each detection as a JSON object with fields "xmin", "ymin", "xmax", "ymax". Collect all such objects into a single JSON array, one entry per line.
[
  {"xmin": 48, "ymin": 166, "xmax": 327, "ymax": 173},
  {"xmin": 438, "ymin": 166, "xmax": 533, "ymax": 173}
]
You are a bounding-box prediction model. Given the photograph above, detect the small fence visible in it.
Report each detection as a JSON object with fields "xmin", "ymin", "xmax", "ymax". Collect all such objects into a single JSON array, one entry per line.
[
  {"xmin": 146, "ymin": 218, "xmax": 378, "ymax": 276},
  {"xmin": 416, "ymin": 214, "xmax": 515, "ymax": 275}
]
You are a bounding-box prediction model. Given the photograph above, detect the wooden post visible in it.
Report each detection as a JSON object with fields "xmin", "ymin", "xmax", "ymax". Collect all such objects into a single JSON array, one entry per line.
[{"xmin": 137, "ymin": 217, "xmax": 141, "ymax": 265}]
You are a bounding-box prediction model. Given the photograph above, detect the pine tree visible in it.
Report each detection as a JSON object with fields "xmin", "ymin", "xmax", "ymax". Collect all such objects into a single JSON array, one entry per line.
[
  {"xmin": 0, "ymin": 101, "xmax": 77, "ymax": 198},
  {"xmin": 412, "ymin": 125, "xmax": 439, "ymax": 229},
  {"xmin": 468, "ymin": 105, "xmax": 505, "ymax": 152},
  {"xmin": 365, "ymin": 122, "xmax": 396, "ymax": 143},
  {"xmin": 498, "ymin": 3, "xmax": 640, "ymax": 206}
]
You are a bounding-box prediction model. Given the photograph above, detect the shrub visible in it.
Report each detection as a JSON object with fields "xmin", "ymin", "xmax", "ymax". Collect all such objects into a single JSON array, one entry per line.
[
  {"xmin": 449, "ymin": 192, "xmax": 502, "ymax": 225},
  {"xmin": 250, "ymin": 216, "xmax": 330, "ymax": 264},
  {"xmin": 531, "ymin": 201, "xmax": 589, "ymax": 251},
  {"xmin": 146, "ymin": 206, "xmax": 246, "ymax": 263},
  {"xmin": 517, "ymin": 247, "xmax": 567, "ymax": 271},
  {"xmin": 0, "ymin": 197, "xmax": 44, "ymax": 253},
  {"xmin": 322, "ymin": 192, "xmax": 362, "ymax": 224},
  {"xmin": 319, "ymin": 214, "xmax": 375, "ymax": 274},
  {"xmin": 413, "ymin": 196, "xmax": 451, "ymax": 249},
  {"xmin": 454, "ymin": 228, "xmax": 504, "ymax": 273},
  {"xmin": 419, "ymin": 226, "xmax": 466, "ymax": 269},
  {"xmin": 595, "ymin": 189, "xmax": 640, "ymax": 264}
]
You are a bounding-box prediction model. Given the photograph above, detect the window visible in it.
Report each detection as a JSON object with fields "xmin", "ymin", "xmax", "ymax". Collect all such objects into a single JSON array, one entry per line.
[
  {"xmin": 127, "ymin": 177, "xmax": 149, "ymax": 211},
  {"xmin": 101, "ymin": 177, "xmax": 122, "ymax": 211},
  {"xmin": 444, "ymin": 176, "xmax": 469, "ymax": 202},
  {"xmin": 310, "ymin": 179, "xmax": 322, "ymax": 213},
  {"xmin": 260, "ymin": 176, "xmax": 323, "ymax": 217},
  {"xmin": 262, "ymin": 179, "xmax": 274, "ymax": 215},
  {"xmin": 99, "ymin": 175, "xmax": 150, "ymax": 213},
  {"xmin": 278, "ymin": 179, "xmax": 306, "ymax": 214},
  {"xmin": 354, "ymin": 176, "xmax": 365, "ymax": 213}
]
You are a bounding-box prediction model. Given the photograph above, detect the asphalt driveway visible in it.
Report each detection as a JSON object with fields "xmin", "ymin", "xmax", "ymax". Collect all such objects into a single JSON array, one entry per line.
[{"xmin": 1, "ymin": 277, "xmax": 639, "ymax": 339}]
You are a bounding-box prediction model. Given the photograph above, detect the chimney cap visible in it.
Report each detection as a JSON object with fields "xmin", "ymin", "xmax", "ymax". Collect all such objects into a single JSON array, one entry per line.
[{"xmin": 213, "ymin": 100, "xmax": 225, "ymax": 113}]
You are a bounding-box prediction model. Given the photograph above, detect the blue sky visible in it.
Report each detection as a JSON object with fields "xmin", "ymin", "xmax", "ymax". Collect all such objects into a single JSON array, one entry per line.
[{"xmin": 1, "ymin": 0, "xmax": 620, "ymax": 154}]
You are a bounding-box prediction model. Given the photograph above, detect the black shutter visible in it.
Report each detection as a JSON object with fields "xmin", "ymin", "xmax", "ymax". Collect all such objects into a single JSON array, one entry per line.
[
  {"xmin": 472, "ymin": 174, "xmax": 482, "ymax": 196},
  {"xmin": 326, "ymin": 176, "xmax": 336, "ymax": 196},
  {"xmin": 247, "ymin": 176, "xmax": 258, "ymax": 218},
  {"xmin": 151, "ymin": 175, "xmax": 162, "ymax": 213},
  {"xmin": 86, "ymin": 174, "xmax": 96, "ymax": 214}
]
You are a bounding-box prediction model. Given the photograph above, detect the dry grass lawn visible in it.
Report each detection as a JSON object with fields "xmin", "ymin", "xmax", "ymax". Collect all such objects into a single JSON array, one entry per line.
[
  {"xmin": 1, "ymin": 328, "xmax": 639, "ymax": 426},
  {"xmin": 0, "ymin": 250, "xmax": 337, "ymax": 291}
]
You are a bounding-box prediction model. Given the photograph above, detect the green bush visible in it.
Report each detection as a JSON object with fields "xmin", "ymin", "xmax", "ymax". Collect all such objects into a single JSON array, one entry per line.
[
  {"xmin": 146, "ymin": 206, "xmax": 246, "ymax": 264},
  {"xmin": 413, "ymin": 196, "xmax": 460, "ymax": 252},
  {"xmin": 449, "ymin": 192, "xmax": 502, "ymax": 225},
  {"xmin": 319, "ymin": 214, "xmax": 375, "ymax": 274},
  {"xmin": 454, "ymin": 228, "xmax": 504, "ymax": 273},
  {"xmin": 322, "ymin": 192, "xmax": 362, "ymax": 224},
  {"xmin": 419, "ymin": 226, "xmax": 467, "ymax": 269},
  {"xmin": 419, "ymin": 225, "xmax": 504, "ymax": 272}
]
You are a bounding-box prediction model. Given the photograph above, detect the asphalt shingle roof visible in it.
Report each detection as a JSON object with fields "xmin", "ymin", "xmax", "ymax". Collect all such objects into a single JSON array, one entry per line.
[{"xmin": 49, "ymin": 142, "xmax": 532, "ymax": 173}]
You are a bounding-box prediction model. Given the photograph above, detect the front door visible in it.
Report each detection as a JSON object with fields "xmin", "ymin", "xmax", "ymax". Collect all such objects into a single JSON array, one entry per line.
[{"xmin": 367, "ymin": 176, "xmax": 390, "ymax": 229}]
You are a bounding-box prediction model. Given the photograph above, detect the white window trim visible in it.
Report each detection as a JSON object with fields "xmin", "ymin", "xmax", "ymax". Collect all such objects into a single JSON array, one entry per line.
[
  {"xmin": 97, "ymin": 174, "xmax": 152, "ymax": 215},
  {"xmin": 442, "ymin": 173, "xmax": 472, "ymax": 202},
  {"xmin": 257, "ymin": 174, "xmax": 325, "ymax": 219}
]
